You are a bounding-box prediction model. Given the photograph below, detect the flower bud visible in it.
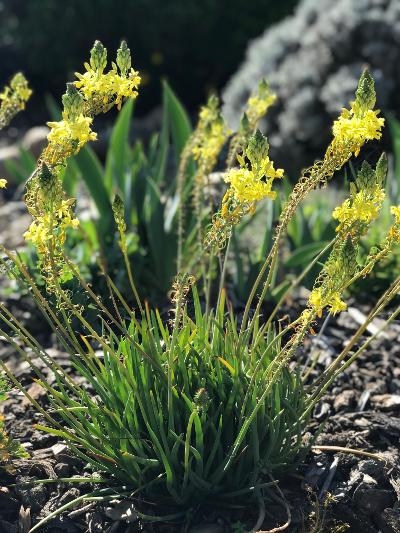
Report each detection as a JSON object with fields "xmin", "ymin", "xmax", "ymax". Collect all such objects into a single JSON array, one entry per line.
[
  {"xmin": 38, "ymin": 162, "xmax": 56, "ymax": 192},
  {"xmin": 62, "ymin": 83, "xmax": 83, "ymax": 120},
  {"xmin": 116, "ymin": 41, "xmax": 131, "ymax": 76},
  {"xmin": 112, "ymin": 194, "xmax": 126, "ymax": 232},
  {"xmin": 355, "ymin": 69, "xmax": 376, "ymax": 113},
  {"xmin": 246, "ymin": 129, "xmax": 269, "ymax": 165},
  {"xmin": 90, "ymin": 40, "xmax": 107, "ymax": 73}
]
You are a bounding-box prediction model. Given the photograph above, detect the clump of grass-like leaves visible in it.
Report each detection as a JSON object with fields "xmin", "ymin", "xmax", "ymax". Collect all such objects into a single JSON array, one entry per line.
[{"xmin": 4, "ymin": 288, "xmax": 305, "ymax": 517}]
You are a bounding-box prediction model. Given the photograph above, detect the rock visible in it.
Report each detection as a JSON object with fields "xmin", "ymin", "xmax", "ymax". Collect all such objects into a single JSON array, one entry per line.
[
  {"xmin": 21, "ymin": 126, "xmax": 48, "ymax": 155},
  {"xmin": 53, "ymin": 462, "xmax": 70, "ymax": 477},
  {"xmin": 222, "ymin": 0, "xmax": 400, "ymax": 175},
  {"xmin": 353, "ymin": 483, "xmax": 395, "ymax": 515},
  {"xmin": 376, "ymin": 508, "xmax": 400, "ymax": 533},
  {"xmin": 51, "ymin": 443, "xmax": 68, "ymax": 457},
  {"xmin": 333, "ymin": 390, "xmax": 356, "ymax": 412},
  {"xmin": 371, "ymin": 394, "xmax": 400, "ymax": 411},
  {"xmin": 105, "ymin": 499, "xmax": 138, "ymax": 523},
  {"xmin": 389, "ymin": 379, "xmax": 400, "ymax": 395}
]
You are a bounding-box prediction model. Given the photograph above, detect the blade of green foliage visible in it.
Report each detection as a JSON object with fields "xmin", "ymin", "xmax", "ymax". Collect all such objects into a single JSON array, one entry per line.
[
  {"xmin": 162, "ymin": 80, "xmax": 192, "ymax": 161},
  {"xmin": 104, "ymin": 99, "xmax": 134, "ymax": 192},
  {"xmin": 74, "ymin": 146, "xmax": 114, "ymax": 235},
  {"xmin": 284, "ymin": 241, "xmax": 331, "ymax": 269}
]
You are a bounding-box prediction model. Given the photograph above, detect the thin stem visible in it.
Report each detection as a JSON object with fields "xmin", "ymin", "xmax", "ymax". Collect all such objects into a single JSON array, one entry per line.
[
  {"xmin": 177, "ymin": 142, "xmax": 194, "ymax": 273},
  {"xmin": 311, "ymin": 445, "xmax": 386, "ymax": 461},
  {"xmin": 121, "ymin": 247, "xmax": 143, "ymax": 315}
]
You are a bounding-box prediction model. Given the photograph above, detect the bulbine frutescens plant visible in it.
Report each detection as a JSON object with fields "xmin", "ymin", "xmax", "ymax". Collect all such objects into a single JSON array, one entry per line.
[{"xmin": 1, "ymin": 42, "xmax": 400, "ymax": 529}]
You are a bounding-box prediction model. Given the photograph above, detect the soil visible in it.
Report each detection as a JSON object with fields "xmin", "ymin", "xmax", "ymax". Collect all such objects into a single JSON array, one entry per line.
[{"xmin": 0, "ymin": 198, "xmax": 400, "ymax": 533}]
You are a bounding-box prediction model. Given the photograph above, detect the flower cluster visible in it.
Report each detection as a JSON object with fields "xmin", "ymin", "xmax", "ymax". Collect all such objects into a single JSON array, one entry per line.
[
  {"xmin": 24, "ymin": 41, "xmax": 140, "ymax": 296},
  {"xmin": 332, "ymin": 158, "xmax": 386, "ymax": 235},
  {"xmin": 46, "ymin": 111, "xmax": 97, "ymax": 165},
  {"xmin": 224, "ymin": 130, "xmax": 284, "ymax": 203},
  {"xmin": 332, "ymin": 71, "xmax": 384, "ymax": 157},
  {"xmin": 206, "ymin": 131, "xmax": 283, "ymax": 251},
  {"xmin": 24, "ymin": 164, "xmax": 80, "ymax": 290},
  {"xmin": 24, "ymin": 197, "xmax": 79, "ymax": 253},
  {"xmin": 387, "ymin": 205, "xmax": 400, "ymax": 244},
  {"xmin": 246, "ymin": 79, "xmax": 276, "ymax": 129},
  {"xmin": 0, "ymin": 179, "xmax": 7, "ymax": 189},
  {"xmin": 191, "ymin": 96, "xmax": 230, "ymax": 169},
  {"xmin": 74, "ymin": 40, "xmax": 140, "ymax": 112},
  {"xmin": 43, "ymin": 41, "xmax": 139, "ymax": 168},
  {"xmin": 0, "ymin": 73, "xmax": 32, "ymax": 129},
  {"xmin": 308, "ymin": 237, "xmax": 358, "ymax": 317},
  {"xmin": 386, "ymin": 205, "xmax": 400, "ymax": 246},
  {"xmin": 308, "ymin": 156, "xmax": 388, "ymax": 318}
]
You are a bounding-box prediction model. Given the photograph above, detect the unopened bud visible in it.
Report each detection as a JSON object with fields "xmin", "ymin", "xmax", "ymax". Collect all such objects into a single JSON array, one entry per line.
[
  {"xmin": 38, "ymin": 162, "xmax": 55, "ymax": 191},
  {"xmin": 112, "ymin": 194, "xmax": 126, "ymax": 232},
  {"xmin": 90, "ymin": 40, "xmax": 107, "ymax": 73},
  {"xmin": 62, "ymin": 83, "xmax": 83, "ymax": 120},
  {"xmin": 116, "ymin": 41, "xmax": 131, "ymax": 76},
  {"xmin": 355, "ymin": 69, "xmax": 376, "ymax": 112},
  {"xmin": 246, "ymin": 129, "xmax": 269, "ymax": 165}
]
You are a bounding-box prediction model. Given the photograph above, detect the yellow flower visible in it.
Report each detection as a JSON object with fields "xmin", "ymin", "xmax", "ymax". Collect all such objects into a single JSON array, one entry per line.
[
  {"xmin": 47, "ymin": 114, "xmax": 97, "ymax": 152},
  {"xmin": 224, "ymin": 146, "xmax": 283, "ymax": 204},
  {"xmin": 329, "ymin": 293, "xmax": 347, "ymax": 315},
  {"xmin": 0, "ymin": 179, "xmax": 7, "ymax": 188},
  {"xmin": 332, "ymin": 105, "xmax": 384, "ymax": 157},
  {"xmin": 74, "ymin": 66, "xmax": 140, "ymax": 111},
  {"xmin": 309, "ymin": 287, "xmax": 324, "ymax": 317},
  {"xmin": 246, "ymin": 79, "xmax": 276, "ymax": 127},
  {"xmin": 192, "ymin": 121, "xmax": 228, "ymax": 164},
  {"xmin": 332, "ymin": 187, "xmax": 385, "ymax": 233},
  {"xmin": 224, "ymin": 164, "xmax": 282, "ymax": 203},
  {"xmin": 309, "ymin": 288, "xmax": 347, "ymax": 317},
  {"xmin": 391, "ymin": 205, "xmax": 400, "ymax": 224},
  {"xmin": 111, "ymin": 70, "xmax": 141, "ymax": 110},
  {"xmin": 74, "ymin": 65, "xmax": 110, "ymax": 101},
  {"xmin": 23, "ymin": 221, "xmax": 50, "ymax": 249}
]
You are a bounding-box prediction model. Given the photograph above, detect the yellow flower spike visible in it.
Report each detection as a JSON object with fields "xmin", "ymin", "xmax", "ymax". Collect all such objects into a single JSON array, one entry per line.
[
  {"xmin": 391, "ymin": 205, "xmax": 400, "ymax": 224},
  {"xmin": 224, "ymin": 130, "xmax": 284, "ymax": 204},
  {"xmin": 246, "ymin": 78, "xmax": 277, "ymax": 128},
  {"xmin": 308, "ymin": 288, "xmax": 324, "ymax": 317},
  {"xmin": 46, "ymin": 114, "xmax": 97, "ymax": 160},
  {"xmin": 328, "ymin": 293, "xmax": 347, "ymax": 315},
  {"xmin": 332, "ymin": 158, "xmax": 386, "ymax": 235},
  {"xmin": 0, "ymin": 179, "xmax": 7, "ymax": 189},
  {"xmin": 332, "ymin": 71, "xmax": 384, "ymax": 157},
  {"xmin": 0, "ymin": 73, "xmax": 32, "ymax": 129},
  {"xmin": 74, "ymin": 40, "xmax": 140, "ymax": 114},
  {"xmin": 191, "ymin": 97, "xmax": 230, "ymax": 167}
]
